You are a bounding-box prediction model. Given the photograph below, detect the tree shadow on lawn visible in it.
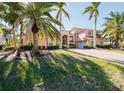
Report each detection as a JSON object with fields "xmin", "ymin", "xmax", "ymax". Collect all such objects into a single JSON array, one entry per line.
[{"xmin": 0, "ymin": 50, "xmax": 121, "ymax": 91}]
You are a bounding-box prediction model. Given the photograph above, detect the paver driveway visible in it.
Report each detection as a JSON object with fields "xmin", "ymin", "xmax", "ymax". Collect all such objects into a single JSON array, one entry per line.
[{"xmin": 68, "ymin": 49, "xmax": 124, "ymax": 64}]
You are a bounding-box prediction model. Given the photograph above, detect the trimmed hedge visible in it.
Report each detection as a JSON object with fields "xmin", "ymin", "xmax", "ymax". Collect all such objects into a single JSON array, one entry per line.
[
  {"xmin": 84, "ymin": 46, "xmax": 93, "ymax": 49},
  {"xmin": 20, "ymin": 45, "xmax": 33, "ymax": 50},
  {"xmin": 97, "ymin": 44, "xmax": 111, "ymax": 49},
  {"xmin": 48, "ymin": 45, "xmax": 59, "ymax": 50}
]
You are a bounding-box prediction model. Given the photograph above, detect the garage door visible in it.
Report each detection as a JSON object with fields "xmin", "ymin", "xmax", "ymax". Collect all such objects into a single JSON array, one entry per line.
[{"xmin": 77, "ymin": 42, "xmax": 86, "ymax": 48}]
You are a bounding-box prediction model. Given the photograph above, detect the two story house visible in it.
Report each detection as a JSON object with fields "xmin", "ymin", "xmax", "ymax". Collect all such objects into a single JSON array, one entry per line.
[{"xmin": 61, "ymin": 28, "xmax": 104, "ymax": 48}]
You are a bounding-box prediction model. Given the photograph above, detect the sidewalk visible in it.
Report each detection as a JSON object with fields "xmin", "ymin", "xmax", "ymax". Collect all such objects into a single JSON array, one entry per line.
[{"xmin": 68, "ymin": 49, "xmax": 124, "ymax": 64}]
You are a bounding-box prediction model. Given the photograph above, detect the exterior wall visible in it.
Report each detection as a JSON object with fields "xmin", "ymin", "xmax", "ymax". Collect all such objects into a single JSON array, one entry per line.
[
  {"xmin": 22, "ymin": 36, "xmax": 28, "ymax": 45},
  {"xmin": 76, "ymin": 32, "xmax": 86, "ymax": 42},
  {"xmin": 86, "ymin": 37, "xmax": 104, "ymax": 46},
  {"xmin": 48, "ymin": 38, "xmax": 58, "ymax": 46},
  {"xmin": 38, "ymin": 37, "xmax": 47, "ymax": 49},
  {"xmin": 96, "ymin": 38, "xmax": 104, "ymax": 46}
]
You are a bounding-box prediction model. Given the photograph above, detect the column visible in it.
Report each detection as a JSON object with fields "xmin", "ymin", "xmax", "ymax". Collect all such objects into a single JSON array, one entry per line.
[
  {"xmin": 67, "ymin": 34, "xmax": 70, "ymax": 48},
  {"xmin": 59, "ymin": 34, "xmax": 62, "ymax": 49}
]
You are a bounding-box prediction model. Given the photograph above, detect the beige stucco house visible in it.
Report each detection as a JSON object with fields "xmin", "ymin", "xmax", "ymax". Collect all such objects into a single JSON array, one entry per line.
[
  {"xmin": 61, "ymin": 28, "xmax": 104, "ymax": 48},
  {"xmin": 22, "ymin": 27, "xmax": 104, "ymax": 49}
]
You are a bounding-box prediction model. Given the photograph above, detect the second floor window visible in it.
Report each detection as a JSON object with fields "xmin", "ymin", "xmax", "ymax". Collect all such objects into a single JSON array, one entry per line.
[
  {"xmin": 76, "ymin": 33, "xmax": 79, "ymax": 37},
  {"xmin": 88, "ymin": 31, "xmax": 91, "ymax": 35},
  {"xmin": 70, "ymin": 36, "xmax": 73, "ymax": 42},
  {"xmin": 88, "ymin": 31, "xmax": 93, "ymax": 36}
]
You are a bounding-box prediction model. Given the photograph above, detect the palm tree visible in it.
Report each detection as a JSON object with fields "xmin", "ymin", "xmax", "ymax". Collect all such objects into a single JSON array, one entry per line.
[
  {"xmin": 19, "ymin": 2, "xmax": 62, "ymax": 52},
  {"xmin": 0, "ymin": 2, "xmax": 23, "ymax": 48},
  {"xmin": 55, "ymin": 2, "xmax": 70, "ymax": 48},
  {"xmin": 56, "ymin": 2, "xmax": 70, "ymax": 30},
  {"xmin": 103, "ymin": 11, "xmax": 124, "ymax": 48},
  {"xmin": 83, "ymin": 2, "xmax": 101, "ymax": 48}
]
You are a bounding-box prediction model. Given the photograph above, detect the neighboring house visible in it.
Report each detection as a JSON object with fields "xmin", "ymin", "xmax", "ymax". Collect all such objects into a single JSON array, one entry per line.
[
  {"xmin": 61, "ymin": 28, "xmax": 104, "ymax": 48},
  {"xmin": 0, "ymin": 35, "xmax": 5, "ymax": 46},
  {"xmin": 22, "ymin": 27, "xmax": 104, "ymax": 49},
  {"xmin": 0, "ymin": 28, "xmax": 6, "ymax": 46},
  {"xmin": 1, "ymin": 27, "xmax": 14, "ymax": 46}
]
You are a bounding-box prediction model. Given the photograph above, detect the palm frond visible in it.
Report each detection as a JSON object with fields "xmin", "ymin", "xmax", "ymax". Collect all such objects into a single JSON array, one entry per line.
[
  {"xmin": 92, "ymin": 2, "xmax": 101, "ymax": 8},
  {"xmin": 56, "ymin": 10, "xmax": 60, "ymax": 19},
  {"xmin": 82, "ymin": 6, "xmax": 93, "ymax": 15},
  {"xmin": 61, "ymin": 8, "xmax": 70, "ymax": 20}
]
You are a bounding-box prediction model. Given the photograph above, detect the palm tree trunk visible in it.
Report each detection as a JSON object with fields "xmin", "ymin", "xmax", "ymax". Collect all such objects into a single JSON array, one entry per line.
[
  {"xmin": 19, "ymin": 22, "xmax": 23, "ymax": 48},
  {"xmin": 110, "ymin": 38, "xmax": 112, "ymax": 48},
  {"xmin": 93, "ymin": 17, "xmax": 96, "ymax": 48},
  {"xmin": 59, "ymin": 12, "xmax": 62, "ymax": 49},
  {"xmin": 45, "ymin": 31, "xmax": 48, "ymax": 49},
  {"xmin": 115, "ymin": 40, "xmax": 119, "ymax": 48},
  {"xmin": 60, "ymin": 12, "xmax": 62, "ymax": 32},
  {"xmin": 13, "ymin": 24, "xmax": 16, "ymax": 48},
  {"xmin": 32, "ymin": 22, "xmax": 39, "ymax": 52},
  {"xmin": 120, "ymin": 39, "xmax": 123, "ymax": 49},
  {"xmin": 32, "ymin": 32, "xmax": 38, "ymax": 52}
]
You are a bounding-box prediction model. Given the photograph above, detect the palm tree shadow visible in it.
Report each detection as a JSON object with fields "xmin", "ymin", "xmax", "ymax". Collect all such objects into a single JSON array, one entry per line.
[
  {"xmin": 0, "ymin": 59, "xmax": 25, "ymax": 90},
  {"xmin": 0, "ymin": 50, "xmax": 27, "ymax": 90},
  {"xmin": 32, "ymin": 52, "xmax": 120, "ymax": 91},
  {"xmin": 0, "ymin": 50, "xmax": 121, "ymax": 91}
]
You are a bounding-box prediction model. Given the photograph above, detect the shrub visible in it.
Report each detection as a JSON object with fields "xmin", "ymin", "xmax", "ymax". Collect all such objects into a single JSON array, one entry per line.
[
  {"xmin": 38, "ymin": 46, "xmax": 42, "ymax": 50},
  {"xmin": 97, "ymin": 45, "xmax": 104, "ymax": 48},
  {"xmin": 48, "ymin": 45, "xmax": 59, "ymax": 50},
  {"xmin": 20, "ymin": 45, "xmax": 33, "ymax": 50},
  {"xmin": 42, "ymin": 46, "xmax": 46, "ymax": 50},
  {"xmin": 62, "ymin": 45, "xmax": 68, "ymax": 48},
  {"xmin": 0, "ymin": 45, "xmax": 4, "ymax": 50},
  {"xmin": 3, "ymin": 46, "xmax": 15, "ymax": 51},
  {"xmin": 69, "ymin": 44, "xmax": 76, "ymax": 48},
  {"xmin": 84, "ymin": 45, "xmax": 93, "ymax": 49},
  {"xmin": 87, "ymin": 41, "xmax": 93, "ymax": 48},
  {"xmin": 104, "ymin": 44, "xmax": 111, "ymax": 49},
  {"xmin": 97, "ymin": 44, "xmax": 111, "ymax": 49}
]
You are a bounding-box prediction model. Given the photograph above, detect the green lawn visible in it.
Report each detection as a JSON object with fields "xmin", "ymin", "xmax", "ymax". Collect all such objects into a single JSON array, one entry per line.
[
  {"xmin": 97, "ymin": 48, "xmax": 124, "ymax": 54},
  {"xmin": 0, "ymin": 50, "xmax": 124, "ymax": 91}
]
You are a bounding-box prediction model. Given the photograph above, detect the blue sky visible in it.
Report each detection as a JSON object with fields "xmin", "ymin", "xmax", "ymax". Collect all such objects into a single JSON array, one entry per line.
[{"xmin": 59, "ymin": 2, "xmax": 124, "ymax": 30}]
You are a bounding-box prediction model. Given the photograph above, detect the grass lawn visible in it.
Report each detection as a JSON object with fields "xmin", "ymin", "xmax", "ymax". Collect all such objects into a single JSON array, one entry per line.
[
  {"xmin": 97, "ymin": 48, "xmax": 124, "ymax": 54},
  {"xmin": 0, "ymin": 50, "xmax": 124, "ymax": 91}
]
